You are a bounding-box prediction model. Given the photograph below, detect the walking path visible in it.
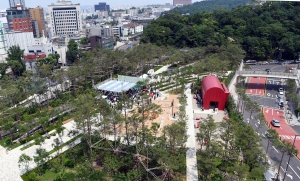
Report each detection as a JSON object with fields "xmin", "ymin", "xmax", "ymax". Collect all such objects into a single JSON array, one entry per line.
[
  {"xmin": 0, "ymin": 120, "xmax": 79, "ymax": 181},
  {"xmin": 185, "ymin": 88, "xmax": 198, "ymax": 181}
]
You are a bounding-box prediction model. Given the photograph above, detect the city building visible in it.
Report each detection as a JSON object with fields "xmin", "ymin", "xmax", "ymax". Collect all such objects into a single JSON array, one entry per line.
[
  {"xmin": 9, "ymin": 0, "xmax": 26, "ymax": 8},
  {"xmin": 6, "ymin": 5, "xmax": 33, "ymax": 32},
  {"xmin": 201, "ymin": 75, "xmax": 229, "ymax": 111},
  {"xmin": 112, "ymin": 24, "xmax": 123, "ymax": 37},
  {"xmin": 94, "ymin": 2, "xmax": 110, "ymax": 12},
  {"xmin": 27, "ymin": 33, "xmax": 53, "ymax": 56},
  {"xmin": 31, "ymin": 20, "xmax": 39, "ymax": 38},
  {"xmin": 87, "ymin": 25, "xmax": 114, "ymax": 50},
  {"xmin": 0, "ymin": 22, "xmax": 7, "ymax": 63},
  {"xmin": 29, "ymin": 6, "xmax": 47, "ymax": 37},
  {"xmin": 127, "ymin": 8, "xmax": 138, "ymax": 17},
  {"xmin": 48, "ymin": 0, "xmax": 82, "ymax": 37},
  {"xmin": 5, "ymin": 31, "xmax": 35, "ymax": 53},
  {"xmin": 122, "ymin": 23, "xmax": 143, "ymax": 36},
  {"xmin": 173, "ymin": 0, "xmax": 192, "ymax": 6}
]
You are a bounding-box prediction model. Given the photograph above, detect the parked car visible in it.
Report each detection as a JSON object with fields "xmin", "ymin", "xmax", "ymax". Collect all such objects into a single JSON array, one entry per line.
[
  {"xmin": 295, "ymin": 60, "xmax": 300, "ymax": 63},
  {"xmin": 282, "ymin": 60, "xmax": 293, "ymax": 65},
  {"xmin": 271, "ymin": 119, "xmax": 281, "ymax": 127},
  {"xmin": 269, "ymin": 60, "xmax": 279, "ymax": 64},
  {"xmin": 279, "ymin": 88, "xmax": 283, "ymax": 93},
  {"xmin": 259, "ymin": 61, "xmax": 269, "ymax": 65},
  {"xmin": 265, "ymin": 69, "xmax": 271, "ymax": 72},
  {"xmin": 288, "ymin": 67, "xmax": 295, "ymax": 70},
  {"xmin": 195, "ymin": 123, "xmax": 199, "ymax": 128},
  {"xmin": 277, "ymin": 92, "xmax": 284, "ymax": 99}
]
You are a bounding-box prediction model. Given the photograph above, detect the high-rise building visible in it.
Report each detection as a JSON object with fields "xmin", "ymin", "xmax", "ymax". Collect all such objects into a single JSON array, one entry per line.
[
  {"xmin": 94, "ymin": 2, "xmax": 110, "ymax": 12},
  {"xmin": 30, "ymin": 6, "xmax": 47, "ymax": 37},
  {"xmin": 6, "ymin": 5, "xmax": 33, "ymax": 32},
  {"xmin": 173, "ymin": 0, "xmax": 192, "ymax": 6},
  {"xmin": 9, "ymin": 0, "xmax": 26, "ymax": 8},
  {"xmin": 32, "ymin": 20, "xmax": 39, "ymax": 38},
  {"xmin": 48, "ymin": 1, "xmax": 82, "ymax": 37}
]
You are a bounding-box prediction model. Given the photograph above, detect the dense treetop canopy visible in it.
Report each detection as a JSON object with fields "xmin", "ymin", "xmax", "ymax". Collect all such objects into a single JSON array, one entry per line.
[
  {"xmin": 165, "ymin": 0, "xmax": 252, "ymax": 15},
  {"xmin": 141, "ymin": 2, "xmax": 300, "ymax": 60}
]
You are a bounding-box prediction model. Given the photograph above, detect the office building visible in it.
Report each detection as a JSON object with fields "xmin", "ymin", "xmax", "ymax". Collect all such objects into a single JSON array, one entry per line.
[
  {"xmin": 48, "ymin": 0, "xmax": 82, "ymax": 37},
  {"xmin": 6, "ymin": 5, "xmax": 33, "ymax": 32},
  {"xmin": 9, "ymin": 0, "xmax": 26, "ymax": 8},
  {"xmin": 173, "ymin": 0, "xmax": 192, "ymax": 6},
  {"xmin": 30, "ymin": 6, "xmax": 47, "ymax": 37},
  {"xmin": 94, "ymin": 2, "xmax": 110, "ymax": 12}
]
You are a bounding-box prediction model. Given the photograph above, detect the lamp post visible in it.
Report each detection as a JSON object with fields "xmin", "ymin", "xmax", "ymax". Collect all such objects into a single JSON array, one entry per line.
[{"xmin": 283, "ymin": 135, "xmax": 300, "ymax": 180}]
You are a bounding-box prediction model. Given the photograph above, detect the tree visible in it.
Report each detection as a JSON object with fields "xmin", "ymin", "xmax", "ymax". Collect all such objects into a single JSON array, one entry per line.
[
  {"xmin": 0, "ymin": 63, "xmax": 8, "ymax": 78},
  {"xmin": 18, "ymin": 153, "xmax": 32, "ymax": 173},
  {"xmin": 33, "ymin": 148, "xmax": 50, "ymax": 175},
  {"xmin": 80, "ymin": 37, "xmax": 89, "ymax": 45},
  {"xmin": 6, "ymin": 45, "xmax": 26, "ymax": 76},
  {"xmin": 66, "ymin": 39, "xmax": 79, "ymax": 64},
  {"xmin": 245, "ymin": 97, "xmax": 260, "ymax": 121},
  {"xmin": 34, "ymin": 134, "xmax": 45, "ymax": 148}
]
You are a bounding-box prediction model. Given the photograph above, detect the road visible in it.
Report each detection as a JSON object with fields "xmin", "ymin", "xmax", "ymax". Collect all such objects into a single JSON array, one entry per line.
[{"xmin": 244, "ymin": 76, "xmax": 300, "ymax": 181}]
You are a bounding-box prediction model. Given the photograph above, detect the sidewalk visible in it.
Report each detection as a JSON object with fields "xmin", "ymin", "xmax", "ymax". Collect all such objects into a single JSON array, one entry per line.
[
  {"xmin": 0, "ymin": 120, "xmax": 79, "ymax": 181},
  {"xmin": 185, "ymin": 88, "xmax": 199, "ymax": 181}
]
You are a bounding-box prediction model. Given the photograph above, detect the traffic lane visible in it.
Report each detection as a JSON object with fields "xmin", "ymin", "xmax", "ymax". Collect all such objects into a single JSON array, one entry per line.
[
  {"xmin": 266, "ymin": 78, "xmax": 282, "ymax": 98},
  {"xmin": 249, "ymin": 64, "xmax": 287, "ymax": 72},
  {"xmin": 243, "ymin": 110, "xmax": 298, "ymax": 181},
  {"xmin": 247, "ymin": 95, "xmax": 279, "ymax": 109},
  {"xmin": 263, "ymin": 108, "xmax": 300, "ymax": 157},
  {"xmin": 246, "ymin": 77, "xmax": 266, "ymax": 96}
]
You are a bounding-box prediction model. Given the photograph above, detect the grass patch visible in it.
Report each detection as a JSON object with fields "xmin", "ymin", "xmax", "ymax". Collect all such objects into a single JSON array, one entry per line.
[
  {"xmin": 20, "ymin": 142, "xmax": 36, "ymax": 151},
  {"xmin": 154, "ymin": 65, "xmax": 163, "ymax": 71},
  {"xmin": 41, "ymin": 171, "xmax": 57, "ymax": 181},
  {"xmin": 48, "ymin": 135, "xmax": 82, "ymax": 155}
]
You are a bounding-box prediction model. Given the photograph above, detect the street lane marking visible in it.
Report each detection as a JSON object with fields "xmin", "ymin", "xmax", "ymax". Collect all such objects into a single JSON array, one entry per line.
[
  {"xmin": 286, "ymin": 162, "xmax": 300, "ymax": 179},
  {"xmin": 255, "ymin": 124, "xmax": 258, "ymax": 127},
  {"xmin": 272, "ymin": 146, "xmax": 279, "ymax": 153}
]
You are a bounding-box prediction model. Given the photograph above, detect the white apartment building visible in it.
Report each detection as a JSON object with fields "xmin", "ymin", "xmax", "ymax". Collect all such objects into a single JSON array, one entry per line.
[
  {"xmin": 0, "ymin": 22, "xmax": 7, "ymax": 63},
  {"xmin": 48, "ymin": 1, "xmax": 82, "ymax": 37},
  {"xmin": 122, "ymin": 23, "xmax": 143, "ymax": 36},
  {"xmin": 5, "ymin": 31, "xmax": 35, "ymax": 53},
  {"xmin": 27, "ymin": 32, "xmax": 53, "ymax": 56}
]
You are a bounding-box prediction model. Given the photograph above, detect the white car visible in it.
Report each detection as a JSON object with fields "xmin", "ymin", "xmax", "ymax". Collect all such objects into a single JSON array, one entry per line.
[
  {"xmin": 269, "ymin": 60, "xmax": 279, "ymax": 64},
  {"xmin": 279, "ymin": 88, "xmax": 283, "ymax": 93},
  {"xmin": 278, "ymin": 92, "xmax": 283, "ymax": 98}
]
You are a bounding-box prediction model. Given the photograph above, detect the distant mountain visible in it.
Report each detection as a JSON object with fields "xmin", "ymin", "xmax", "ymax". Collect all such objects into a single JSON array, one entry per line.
[{"xmin": 166, "ymin": 0, "xmax": 253, "ymax": 15}]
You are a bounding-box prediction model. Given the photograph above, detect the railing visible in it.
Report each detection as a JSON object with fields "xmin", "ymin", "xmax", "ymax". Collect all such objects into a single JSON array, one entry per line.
[{"xmin": 236, "ymin": 71, "xmax": 297, "ymax": 78}]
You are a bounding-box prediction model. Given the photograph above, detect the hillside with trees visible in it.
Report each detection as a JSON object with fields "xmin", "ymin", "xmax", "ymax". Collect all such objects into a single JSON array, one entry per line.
[
  {"xmin": 166, "ymin": 0, "xmax": 252, "ymax": 15},
  {"xmin": 142, "ymin": 2, "xmax": 300, "ymax": 60}
]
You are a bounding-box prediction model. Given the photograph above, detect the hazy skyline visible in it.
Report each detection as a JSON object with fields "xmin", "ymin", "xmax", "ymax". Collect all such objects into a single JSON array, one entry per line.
[{"xmin": 0, "ymin": 0, "xmax": 181, "ymax": 10}]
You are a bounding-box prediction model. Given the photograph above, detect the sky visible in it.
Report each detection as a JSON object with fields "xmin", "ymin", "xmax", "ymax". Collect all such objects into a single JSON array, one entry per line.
[{"xmin": 0, "ymin": 0, "xmax": 179, "ymax": 10}]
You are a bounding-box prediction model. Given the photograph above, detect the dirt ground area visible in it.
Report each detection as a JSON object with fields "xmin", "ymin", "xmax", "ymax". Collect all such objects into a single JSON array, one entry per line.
[
  {"xmin": 112, "ymin": 93, "xmax": 181, "ymax": 138},
  {"xmin": 145, "ymin": 93, "xmax": 180, "ymax": 135}
]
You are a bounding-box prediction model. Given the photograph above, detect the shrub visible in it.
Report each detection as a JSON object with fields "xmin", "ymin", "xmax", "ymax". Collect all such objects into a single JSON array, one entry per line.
[{"xmin": 64, "ymin": 159, "xmax": 75, "ymax": 168}]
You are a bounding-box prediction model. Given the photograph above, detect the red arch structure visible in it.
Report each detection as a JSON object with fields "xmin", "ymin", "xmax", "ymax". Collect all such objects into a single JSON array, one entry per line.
[{"xmin": 201, "ymin": 75, "xmax": 229, "ymax": 110}]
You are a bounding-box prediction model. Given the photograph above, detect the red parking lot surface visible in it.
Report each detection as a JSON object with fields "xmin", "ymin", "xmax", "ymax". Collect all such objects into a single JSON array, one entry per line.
[
  {"xmin": 263, "ymin": 108, "xmax": 300, "ymax": 156},
  {"xmin": 246, "ymin": 77, "xmax": 266, "ymax": 96}
]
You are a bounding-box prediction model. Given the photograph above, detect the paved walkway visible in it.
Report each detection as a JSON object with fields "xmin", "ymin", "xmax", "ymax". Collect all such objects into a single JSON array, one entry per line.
[
  {"xmin": 185, "ymin": 88, "xmax": 198, "ymax": 181},
  {"xmin": 0, "ymin": 120, "xmax": 79, "ymax": 181}
]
